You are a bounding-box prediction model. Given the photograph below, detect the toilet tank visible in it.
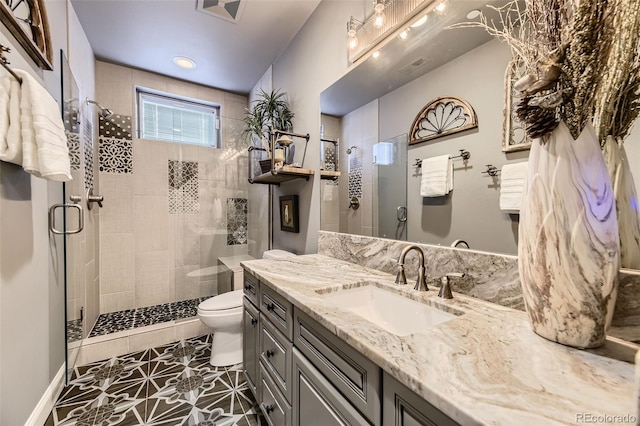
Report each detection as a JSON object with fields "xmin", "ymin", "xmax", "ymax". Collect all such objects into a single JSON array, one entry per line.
[{"xmin": 217, "ymin": 254, "xmax": 256, "ymax": 293}]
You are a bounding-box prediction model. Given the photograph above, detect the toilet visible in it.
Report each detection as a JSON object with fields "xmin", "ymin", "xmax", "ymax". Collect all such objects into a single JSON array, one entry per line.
[
  {"xmin": 197, "ymin": 249, "xmax": 296, "ymax": 367},
  {"xmin": 197, "ymin": 289, "xmax": 244, "ymax": 366}
]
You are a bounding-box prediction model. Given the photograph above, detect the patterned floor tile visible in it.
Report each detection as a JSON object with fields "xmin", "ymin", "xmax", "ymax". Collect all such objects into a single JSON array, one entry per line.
[{"xmin": 47, "ymin": 334, "xmax": 264, "ymax": 426}]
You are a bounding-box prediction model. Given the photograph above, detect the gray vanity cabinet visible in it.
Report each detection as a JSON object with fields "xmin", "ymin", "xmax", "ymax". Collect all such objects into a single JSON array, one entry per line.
[
  {"xmin": 293, "ymin": 348, "xmax": 370, "ymax": 426},
  {"xmin": 383, "ymin": 373, "xmax": 459, "ymax": 426},
  {"xmin": 242, "ymin": 298, "xmax": 260, "ymax": 398}
]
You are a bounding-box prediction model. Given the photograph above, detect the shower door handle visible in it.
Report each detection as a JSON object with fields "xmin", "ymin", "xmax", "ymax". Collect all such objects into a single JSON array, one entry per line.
[
  {"xmin": 48, "ymin": 203, "xmax": 84, "ymax": 235},
  {"xmin": 397, "ymin": 206, "xmax": 407, "ymax": 223}
]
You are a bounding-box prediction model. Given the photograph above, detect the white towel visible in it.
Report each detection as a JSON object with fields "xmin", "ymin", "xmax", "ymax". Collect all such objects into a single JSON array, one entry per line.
[
  {"xmin": 499, "ymin": 161, "xmax": 528, "ymax": 213},
  {"xmin": 420, "ymin": 155, "xmax": 453, "ymax": 197},
  {"xmin": 16, "ymin": 69, "xmax": 71, "ymax": 181},
  {"xmin": 0, "ymin": 75, "xmax": 23, "ymax": 165}
]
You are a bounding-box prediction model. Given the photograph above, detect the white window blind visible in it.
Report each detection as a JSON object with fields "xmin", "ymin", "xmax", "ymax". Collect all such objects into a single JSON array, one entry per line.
[{"xmin": 137, "ymin": 88, "xmax": 220, "ymax": 147}]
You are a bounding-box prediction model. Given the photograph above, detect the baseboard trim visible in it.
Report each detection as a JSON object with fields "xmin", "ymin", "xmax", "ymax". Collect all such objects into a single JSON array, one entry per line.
[{"xmin": 25, "ymin": 364, "xmax": 65, "ymax": 426}]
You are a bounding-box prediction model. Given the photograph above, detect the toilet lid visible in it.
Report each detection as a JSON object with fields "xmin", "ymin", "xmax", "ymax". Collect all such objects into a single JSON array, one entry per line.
[{"xmin": 199, "ymin": 290, "xmax": 243, "ymax": 311}]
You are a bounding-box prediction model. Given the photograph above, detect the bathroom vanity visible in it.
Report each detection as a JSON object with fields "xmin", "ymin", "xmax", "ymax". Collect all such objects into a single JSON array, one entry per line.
[{"xmin": 242, "ymin": 254, "xmax": 635, "ymax": 425}]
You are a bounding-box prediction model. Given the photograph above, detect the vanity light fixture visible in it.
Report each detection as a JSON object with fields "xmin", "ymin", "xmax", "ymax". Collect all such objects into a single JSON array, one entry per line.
[
  {"xmin": 347, "ymin": 17, "xmax": 362, "ymax": 50},
  {"xmin": 399, "ymin": 28, "xmax": 410, "ymax": 40},
  {"xmin": 373, "ymin": 0, "xmax": 386, "ymax": 28},
  {"xmin": 435, "ymin": 1, "xmax": 448, "ymax": 14},
  {"xmin": 173, "ymin": 56, "xmax": 197, "ymax": 69},
  {"xmin": 372, "ymin": 50, "xmax": 381, "ymax": 59}
]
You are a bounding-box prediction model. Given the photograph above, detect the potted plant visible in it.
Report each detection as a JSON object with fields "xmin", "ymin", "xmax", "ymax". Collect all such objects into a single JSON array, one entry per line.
[{"xmin": 243, "ymin": 89, "xmax": 295, "ymax": 172}]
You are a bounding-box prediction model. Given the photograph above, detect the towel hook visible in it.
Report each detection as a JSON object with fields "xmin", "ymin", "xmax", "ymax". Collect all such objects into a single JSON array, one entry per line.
[{"xmin": 482, "ymin": 165, "xmax": 500, "ymax": 177}]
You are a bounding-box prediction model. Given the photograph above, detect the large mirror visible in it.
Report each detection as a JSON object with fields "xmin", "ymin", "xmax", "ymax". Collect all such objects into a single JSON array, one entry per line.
[{"xmin": 319, "ymin": 0, "xmax": 640, "ymax": 259}]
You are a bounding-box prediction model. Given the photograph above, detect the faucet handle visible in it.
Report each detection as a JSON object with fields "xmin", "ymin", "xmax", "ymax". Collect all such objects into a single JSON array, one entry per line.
[
  {"xmin": 438, "ymin": 273, "xmax": 465, "ymax": 299},
  {"xmin": 395, "ymin": 264, "xmax": 407, "ymax": 285}
]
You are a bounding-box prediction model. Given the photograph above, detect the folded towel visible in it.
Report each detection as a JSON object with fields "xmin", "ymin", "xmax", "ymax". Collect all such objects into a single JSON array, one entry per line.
[
  {"xmin": 16, "ymin": 69, "xmax": 71, "ymax": 181},
  {"xmin": 0, "ymin": 75, "xmax": 22, "ymax": 165},
  {"xmin": 499, "ymin": 161, "xmax": 528, "ymax": 213},
  {"xmin": 420, "ymin": 155, "xmax": 452, "ymax": 197}
]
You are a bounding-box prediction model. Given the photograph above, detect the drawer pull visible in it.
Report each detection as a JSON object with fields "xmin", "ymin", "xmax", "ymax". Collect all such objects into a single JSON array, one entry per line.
[
  {"xmin": 265, "ymin": 349, "xmax": 275, "ymax": 358},
  {"xmin": 251, "ymin": 318, "xmax": 258, "ymax": 326},
  {"xmin": 244, "ymin": 284, "xmax": 251, "ymax": 290},
  {"xmin": 263, "ymin": 403, "xmax": 275, "ymax": 414},
  {"xmin": 266, "ymin": 303, "xmax": 275, "ymax": 312}
]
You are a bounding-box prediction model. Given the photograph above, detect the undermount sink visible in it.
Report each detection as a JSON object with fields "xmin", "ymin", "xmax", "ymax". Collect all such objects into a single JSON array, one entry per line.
[{"xmin": 318, "ymin": 284, "xmax": 458, "ymax": 336}]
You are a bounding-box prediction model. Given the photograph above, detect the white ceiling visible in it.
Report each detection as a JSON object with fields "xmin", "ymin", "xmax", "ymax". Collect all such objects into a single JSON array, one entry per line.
[{"xmin": 70, "ymin": 0, "xmax": 322, "ymax": 95}]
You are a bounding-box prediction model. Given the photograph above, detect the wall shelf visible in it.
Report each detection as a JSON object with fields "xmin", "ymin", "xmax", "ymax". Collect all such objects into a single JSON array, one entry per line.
[
  {"xmin": 320, "ymin": 170, "xmax": 341, "ymax": 180},
  {"xmin": 250, "ymin": 166, "xmax": 314, "ymax": 185}
]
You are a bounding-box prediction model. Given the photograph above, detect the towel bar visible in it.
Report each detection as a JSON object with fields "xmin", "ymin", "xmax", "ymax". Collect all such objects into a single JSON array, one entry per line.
[{"xmin": 414, "ymin": 149, "xmax": 470, "ymax": 168}]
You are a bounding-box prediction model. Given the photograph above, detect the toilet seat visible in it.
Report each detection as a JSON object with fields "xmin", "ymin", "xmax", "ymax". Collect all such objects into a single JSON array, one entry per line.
[{"xmin": 198, "ymin": 289, "xmax": 243, "ymax": 312}]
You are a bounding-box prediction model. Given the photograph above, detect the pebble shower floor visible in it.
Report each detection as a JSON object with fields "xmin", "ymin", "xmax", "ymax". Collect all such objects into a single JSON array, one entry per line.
[{"xmin": 46, "ymin": 334, "xmax": 264, "ymax": 426}]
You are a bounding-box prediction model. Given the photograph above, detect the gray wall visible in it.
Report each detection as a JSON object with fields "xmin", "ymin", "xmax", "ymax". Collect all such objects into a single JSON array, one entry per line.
[
  {"xmin": 380, "ymin": 39, "xmax": 527, "ymax": 254},
  {"xmin": 0, "ymin": 0, "xmax": 95, "ymax": 423},
  {"xmin": 270, "ymin": 1, "xmax": 365, "ymax": 254}
]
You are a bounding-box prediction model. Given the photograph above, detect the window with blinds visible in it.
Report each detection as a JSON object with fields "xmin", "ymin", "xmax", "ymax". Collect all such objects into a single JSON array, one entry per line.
[{"xmin": 136, "ymin": 87, "xmax": 221, "ymax": 147}]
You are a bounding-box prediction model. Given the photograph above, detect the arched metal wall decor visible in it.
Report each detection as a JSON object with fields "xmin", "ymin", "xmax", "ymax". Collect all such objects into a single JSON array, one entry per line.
[
  {"xmin": 409, "ymin": 96, "xmax": 478, "ymax": 145},
  {"xmin": 0, "ymin": 0, "xmax": 53, "ymax": 70}
]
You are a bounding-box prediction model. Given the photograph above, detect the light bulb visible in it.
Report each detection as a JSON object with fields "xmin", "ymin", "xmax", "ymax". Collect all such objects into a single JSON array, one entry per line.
[
  {"xmin": 435, "ymin": 1, "xmax": 447, "ymax": 14},
  {"xmin": 373, "ymin": 10, "xmax": 385, "ymax": 28},
  {"xmin": 372, "ymin": 50, "xmax": 381, "ymax": 59},
  {"xmin": 348, "ymin": 33, "xmax": 359, "ymax": 50},
  {"xmin": 399, "ymin": 29, "xmax": 409, "ymax": 40},
  {"xmin": 411, "ymin": 15, "xmax": 428, "ymax": 28}
]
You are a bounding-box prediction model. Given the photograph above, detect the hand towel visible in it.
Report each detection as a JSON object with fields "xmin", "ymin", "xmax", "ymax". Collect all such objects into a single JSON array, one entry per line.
[
  {"xmin": 499, "ymin": 161, "xmax": 528, "ymax": 213},
  {"xmin": 420, "ymin": 155, "xmax": 452, "ymax": 197},
  {"xmin": 16, "ymin": 69, "xmax": 72, "ymax": 181},
  {"xmin": 0, "ymin": 75, "xmax": 23, "ymax": 165}
]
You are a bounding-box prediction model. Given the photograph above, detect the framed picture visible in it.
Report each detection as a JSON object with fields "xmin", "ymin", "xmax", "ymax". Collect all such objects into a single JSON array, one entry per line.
[
  {"xmin": 279, "ymin": 195, "xmax": 299, "ymax": 233},
  {"xmin": 502, "ymin": 59, "xmax": 532, "ymax": 152}
]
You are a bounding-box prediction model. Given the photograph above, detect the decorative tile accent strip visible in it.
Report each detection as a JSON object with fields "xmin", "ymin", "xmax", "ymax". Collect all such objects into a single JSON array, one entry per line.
[
  {"xmin": 82, "ymin": 118, "xmax": 94, "ymax": 191},
  {"xmin": 99, "ymin": 136, "xmax": 133, "ymax": 173},
  {"xmin": 348, "ymin": 155, "xmax": 363, "ymax": 199},
  {"xmin": 88, "ymin": 297, "xmax": 208, "ymax": 337},
  {"xmin": 65, "ymin": 131, "xmax": 80, "ymax": 170},
  {"xmin": 45, "ymin": 335, "xmax": 264, "ymax": 426},
  {"xmin": 324, "ymin": 144, "xmax": 336, "ymax": 171},
  {"xmin": 99, "ymin": 115, "xmax": 132, "ymax": 140},
  {"xmin": 98, "ymin": 115, "xmax": 133, "ymax": 174},
  {"xmin": 227, "ymin": 198, "xmax": 248, "ymax": 245},
  {"xmin": 168, "ymin": 160, "xmax": 199, "ymax": 214},
  {"xmin": 66, "ymin": 318, "xmax": 83, "ymax": 343}
]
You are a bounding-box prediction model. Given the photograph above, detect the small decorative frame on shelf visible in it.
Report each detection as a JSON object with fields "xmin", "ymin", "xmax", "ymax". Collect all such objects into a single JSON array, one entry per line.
[
  {"xmin": 502, "ymin": 60, "xmax": 532, "ymax": 152},
  {"xmin": 409, "ymin": 97, "xmax": 478, "ymax": 145},
  {"xmin": 279, "ymin": 195, "xmax": 299, "ymax": 233},
  {"xmin": 0, "ymin": 0, "xmax": 53, "ymax": 70}
]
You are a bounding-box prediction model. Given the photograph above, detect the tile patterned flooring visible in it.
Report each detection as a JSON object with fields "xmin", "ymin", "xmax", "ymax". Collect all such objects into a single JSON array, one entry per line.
[
  {"xmin": 89, "ymin": 298, "xmax": 208, "ymax": 338},
  {"xmin": 46, "ymin": 334, "xmax": 265, "ymax": 426}
]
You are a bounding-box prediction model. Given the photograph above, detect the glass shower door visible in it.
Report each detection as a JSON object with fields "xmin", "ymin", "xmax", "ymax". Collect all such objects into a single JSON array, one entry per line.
[{"xmin": 375, "ymin": 134, "xmax": 408, "ymax": 240}]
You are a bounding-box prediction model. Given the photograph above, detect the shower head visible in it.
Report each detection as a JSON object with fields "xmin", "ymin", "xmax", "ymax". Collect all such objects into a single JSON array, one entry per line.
[
  {"xmin": 85, "ymin": 98, "xmax": 113, "ymax": 119},
  {"xmin": 346, "ymin": 146, "xmax": 357, "ymax": 154}
]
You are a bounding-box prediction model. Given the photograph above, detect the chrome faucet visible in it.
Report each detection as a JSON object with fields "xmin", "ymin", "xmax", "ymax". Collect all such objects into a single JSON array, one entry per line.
[{"xmin": 395, "ymin": 245, "xmax": 428, "ymax": 291}]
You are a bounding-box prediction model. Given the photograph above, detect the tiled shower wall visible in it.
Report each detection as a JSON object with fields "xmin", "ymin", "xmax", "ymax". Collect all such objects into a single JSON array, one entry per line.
[{"xmin": 96, "ymin": 61, "xmax": 253, "ymax": 314}]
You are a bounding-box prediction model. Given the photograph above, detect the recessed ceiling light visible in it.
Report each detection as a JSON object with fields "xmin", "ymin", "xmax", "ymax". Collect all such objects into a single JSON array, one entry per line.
[
  {"xmin": 466, "ymin": 9, "xmax": 481, "ymax": 19},
  {"xmin": 411, "ymin": 15, "xmax": 428, "ymax": 28},
  {"xmin": 173, "ymin": 56, "xmax": 197, "ymax": 69}
]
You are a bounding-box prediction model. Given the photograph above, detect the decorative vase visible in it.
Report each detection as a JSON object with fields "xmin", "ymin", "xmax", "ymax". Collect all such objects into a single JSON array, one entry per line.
[
  {"xmin": 518, "ymin": 121, "xmax": 620, "ymax": 348},
  {"xmin": 602, "ymin": 136, "xmax": 640, "ymax": 269}
]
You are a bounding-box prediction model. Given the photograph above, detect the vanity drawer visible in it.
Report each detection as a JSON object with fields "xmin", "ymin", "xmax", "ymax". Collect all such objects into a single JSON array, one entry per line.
[
  {"xmin": 260, "ymin": 312, "xmax": 293, "ymax": 403},
  {"xmin": 294, "ymin": 309, "xmax": 381, "ymax": 426},
  {"xmin": 260, "ymin": 284, "xmax": 293, "ymax": 340},
  {"xmin": 260, "ymin": 361, "xmax": 292, "ymax": 426},
  {"xmin": 243, "ymin": 270, "xmax": 259, "ymax": 306}
]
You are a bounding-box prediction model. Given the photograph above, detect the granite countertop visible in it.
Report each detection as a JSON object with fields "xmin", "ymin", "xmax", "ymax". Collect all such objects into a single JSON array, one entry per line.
[{"xmin": 241, "ymin": 254, "xmax": 636, "ymax": 426}]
